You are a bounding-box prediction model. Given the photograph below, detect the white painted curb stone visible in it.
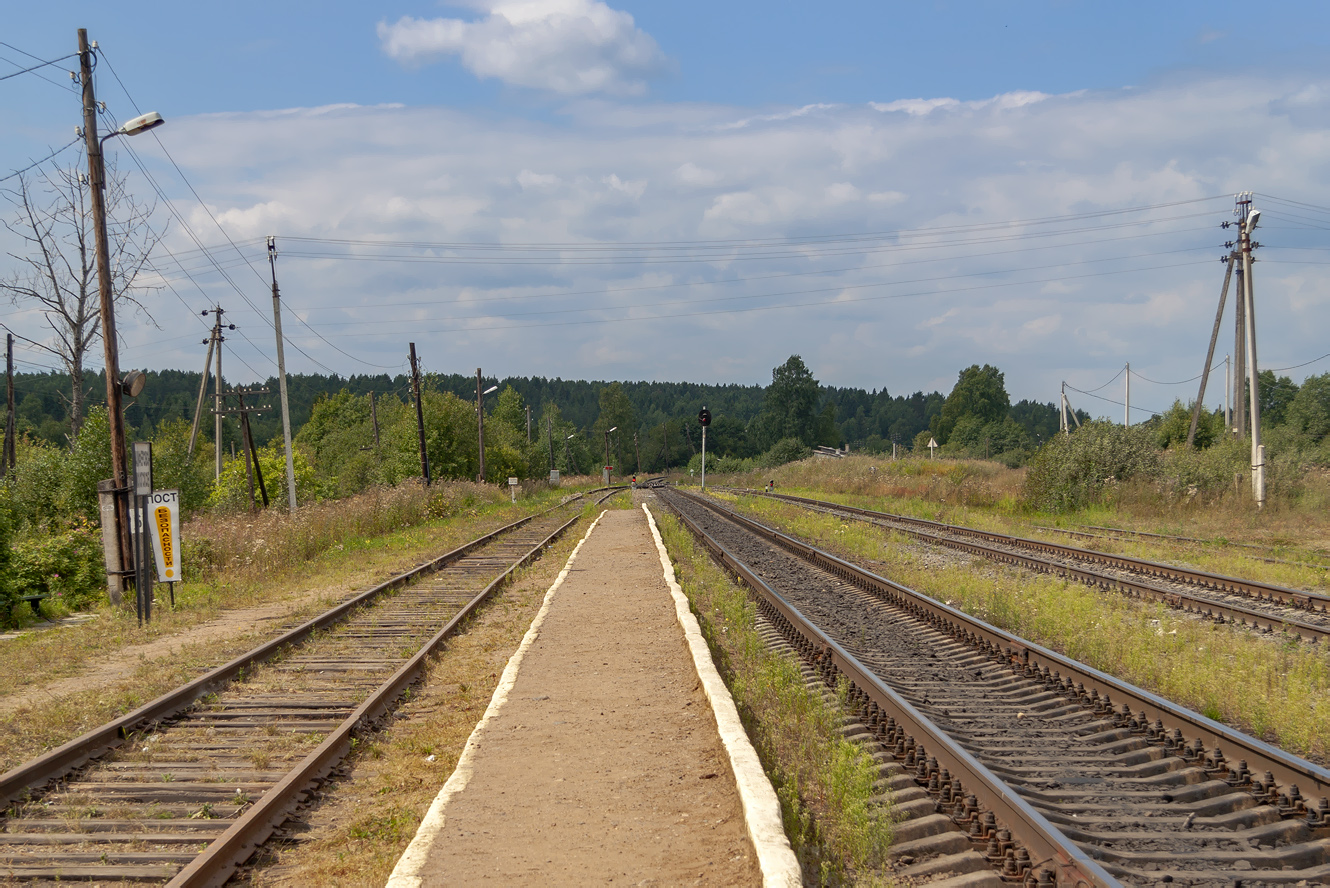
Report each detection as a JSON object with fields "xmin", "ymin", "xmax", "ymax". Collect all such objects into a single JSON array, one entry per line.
[
  {"xmin": 643, "ymin": 503, "xmax": 802, "ymax": 888},
  {"xmin": 385, "ymin": 510, "xmax": 609, "ymax": 888}
]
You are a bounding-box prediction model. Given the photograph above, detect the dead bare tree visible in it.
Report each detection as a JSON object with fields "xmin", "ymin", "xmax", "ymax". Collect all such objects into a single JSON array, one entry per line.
[{"xmin": 1, "ymin": 152, "xmax": 161, "ymax": 441}]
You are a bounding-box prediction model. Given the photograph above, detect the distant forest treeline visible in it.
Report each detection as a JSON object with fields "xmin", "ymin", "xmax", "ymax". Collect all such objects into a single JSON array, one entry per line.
[{"xmin": 6, "ymin": 364, "xmax": 1070, "ymax": 460}]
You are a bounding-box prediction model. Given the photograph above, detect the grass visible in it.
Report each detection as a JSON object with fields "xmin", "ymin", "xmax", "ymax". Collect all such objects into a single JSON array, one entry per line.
[
  {"xmin": 0, "ymin": 483, "xmax": 601, "ymax": 771},
  {"xmin": 242, "ymin": 512, "xmax": 596, "ymax": 886},
  {"xmin": 653, "ymin": 506, "xmax": 897, "ymax": 887},
  {"xmin": 722, "ymin": 492, "xmax": 1330, "ymax": 764}
]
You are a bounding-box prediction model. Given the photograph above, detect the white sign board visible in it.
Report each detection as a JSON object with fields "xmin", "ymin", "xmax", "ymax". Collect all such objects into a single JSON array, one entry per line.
[
  {"xmin": 508, "ymin": 477, "xmax": 518, "ymax": 486},
  {"xmin": 133, "ymin": 441, "xmax": 153, "ymax": 496},
  {"xmin": 147, "ymin": 489, "xmax": 182, "ymax": 582}
]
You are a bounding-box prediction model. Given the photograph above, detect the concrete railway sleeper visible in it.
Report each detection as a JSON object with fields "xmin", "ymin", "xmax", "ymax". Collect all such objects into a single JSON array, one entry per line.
[
  {"xmin": 663, "ymin": 489, "xmax": 1330, "ymax": 886},
  {"xmin": 0, "ymin": 487, "xmax": 624, "ymax": 886},
  {"xmin": 736, "ymin": 489, "xmax": 1330, "ymax": 645}
]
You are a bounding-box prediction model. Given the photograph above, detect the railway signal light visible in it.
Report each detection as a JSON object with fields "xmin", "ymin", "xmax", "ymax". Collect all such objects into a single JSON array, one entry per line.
[{"xmin": 698, "ymin": 407, "xmax": 711, "ymax": 427}]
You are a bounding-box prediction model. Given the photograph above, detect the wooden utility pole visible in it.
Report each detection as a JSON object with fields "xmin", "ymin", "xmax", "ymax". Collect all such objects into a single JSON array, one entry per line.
[
  {"xmin": 213, "ymin": 389, "xmax": 270, "ymax": 509},
  {"xmin": 526, "ymin": 405, "xmax": 531, "ymax": 443},
  {"xmin": 3, "ymin": 333, "xmax": 15, "ymax": 475},
  {"xmin": 267, "ymin": 237, "xmax": 297, "ymax": 512},
  {"xmin": 409, "ymin": 343, "xmax": 429, "ymax": 485},
  {"xmin": 547, "ymin": 415, "xmax": 554, "ymax": 471},
  {"xmin": 369, "ymin": 391, "xmax": 380, "ymax": 447},
  {"xmin": 80, "ymin": 29, "xmax": 132, "ymax": 591},
  {"xmin": 662, "ymin": 423, "xmax": 668, "ymax": 473},
  {"xmin": 1187, "ymin": 253, "xmax": 1236, "ymax": 448},
  {"xmin": 634, "ymin": 432, "xmax": 640, "ymax": 475}
]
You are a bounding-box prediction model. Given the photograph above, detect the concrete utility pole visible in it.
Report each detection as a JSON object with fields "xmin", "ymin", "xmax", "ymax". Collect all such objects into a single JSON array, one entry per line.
[
  {"xmin": 212, "ymin": 306, "xmax": 226, "ymax": 479},
  {"xmin": 267, "ymin": 237, "xmax": 297, "ymax": 512},
  {"xmin": 1124, "ymin": 363, "xmax": 1130, "ymax": 427},
  {"xmin": 526, "ymin": 405, "xmax": 531, "ymax": 443},
  {"xmin": 1225, "ymin": 355, "xmax": 1231, "ymax": 431},
  {"xmin": 1238, "ymin": 195, "xmax": 1265, "ymax": 507},
  {"xmin": 1060, "ymin": 382, "xmax": 1068, "ymax": 434},
  {"xmin": 547, "ymin": 415, "xmax": 555, "ymax": 471},
  {"xmin": 3, "ymin": 333, "xmax": 15, "ymax": 475},
  {"xmin": 1187, "ymin": 252, "xmax": 1237, "ymax": 448},
  {"xmin": 1233, "ymin": 257, "xmax": 1247, "ymax": 437},
  {"xmin": 476, "ymin": 368, "xmax": 485, "ymax": 483},
  {"xmin": 80, "ymin": 29, "xmax": 132, "ymax": 591},
  {"xmin": 186, "ymin": 322, "xmax": 216, "ymax": 458},
  {"xmin": 409, "ymin": 343, "xmax": 429, "ymax": 485}
]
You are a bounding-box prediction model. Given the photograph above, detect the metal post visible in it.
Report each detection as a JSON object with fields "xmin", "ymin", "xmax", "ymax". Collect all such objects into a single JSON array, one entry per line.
[
  {"xmin": 1124, "ymin": 362, "xmax": 1130, "ymax": 427},
  {"xmin": 267, "ymin": 237, "xmax": 297, "ymax": 511},
  {"xmin": 80, "ymin": 29, "xmax": 132, "ymax": 592},
  {"xmin": 701, "ymin": 425, "xmax": 707, "ymax": 489}
]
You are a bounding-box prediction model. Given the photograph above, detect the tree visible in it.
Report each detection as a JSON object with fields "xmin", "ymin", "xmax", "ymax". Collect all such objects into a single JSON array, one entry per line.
[
  {"xmin": 1285, "ymin": 373, "xmax": 1330, "ymax": 442},
  {"xmin": 758, "ymin": 355, "xmax": 821, "ymax": 448},
  {"xmin": 1257, "ymin": 370, "xmax": 1298, "ymax": 428},
  {"xmin": 932, "ymin": 364, "xmax": 1010, "ymax": 444},
  {"xmin": 593, "ymin": 382, "xmax": 636, "ymax": 471},
  {"xmin": 1, "ymin": 157, "xmax": 161, "ymax": 440}
]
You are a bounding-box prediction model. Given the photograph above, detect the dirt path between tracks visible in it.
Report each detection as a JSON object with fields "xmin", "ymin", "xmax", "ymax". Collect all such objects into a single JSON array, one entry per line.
[{"xmin": 405, "ymin": 506, "xmax": 762, "ymax": 886}]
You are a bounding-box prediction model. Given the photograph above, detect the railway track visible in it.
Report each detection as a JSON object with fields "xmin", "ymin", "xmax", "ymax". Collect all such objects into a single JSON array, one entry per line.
[
  {"xmin": 0, "ymin": 489, "xmax": 622, "ymax": 886},
  {"xmin": 661, "ymin": 488, "xmax": 1330, "ymax": 887},
  {"xmin": 1033, "ymin": 524, "xmax": 1330, "ymax": 573},
  {"xmin": 734, "ymin": 489, "xmax": 1330, "ymax": 644}
]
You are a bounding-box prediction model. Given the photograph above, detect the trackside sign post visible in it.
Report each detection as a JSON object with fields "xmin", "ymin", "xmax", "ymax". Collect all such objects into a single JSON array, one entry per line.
[{"xmin": 148, "ymin": 489, "xmax": 182, "ymax": 589}]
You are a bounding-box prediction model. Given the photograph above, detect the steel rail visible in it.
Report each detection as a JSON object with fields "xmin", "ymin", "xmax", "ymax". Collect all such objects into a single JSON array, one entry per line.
[
  {"xmin": 679, "ymin": 490, "xmax": 1330, "ymax": 805},
  {"xmin": 748, "ymin": 490, "xmax": 1330, "ymax": 643},
  {"xmin": 0, "ymin": 488, "xmax": 615, "ymax": 810},
  {"xmin": 167, "ymin": 492, "xmax": 620, "ymax": 887},
  {"xmin": 664, "ymin": 490, "xmax": 1117, "ymax": 888},
  {"xmin": 1034, "ymin": 523, "xmax": 1330, "ymax": 571},
  {"xmin": 762, "ymin": 491, "xmax": 1330, "ymax": 610}
]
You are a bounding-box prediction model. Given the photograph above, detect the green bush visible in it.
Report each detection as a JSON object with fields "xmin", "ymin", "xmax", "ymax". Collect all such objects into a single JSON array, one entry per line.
[
  {"xmin": 206, "ymin": 442, "xmax": 319, "ymax": 513},
  {"xmin": 0, "ymin": 487, "xmax": 15, "ymax": 618},
  {"xmin": 759, "ymin": 437, "xmax": 812, "ymax": 468},
  {"xmin": 1024, "ymin": 421, "xmax": 1161, "ymax": 512},
  {"xmin": 9, "ymin": 519, "xmax": 106, "ymax": 614}
]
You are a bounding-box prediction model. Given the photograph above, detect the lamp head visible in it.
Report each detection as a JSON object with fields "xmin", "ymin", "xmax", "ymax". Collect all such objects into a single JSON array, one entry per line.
[
  {"xmin": 1247, "ymin": 209, "xmax": 1261, "ymax": 231},
  {"xmin": 483, "ymin": 385, "xmax": 499, "ymax": 396},
  {"xmin": 117, "ymin": 111, "xmax": 164, "ymax": 136},
  {"xmin": 120, "ymin": 369, "xmax": 146, "ymax": 398},
  {"xmin": 608, "ymin": 426, "xmax": 617, "ymax": 433}
]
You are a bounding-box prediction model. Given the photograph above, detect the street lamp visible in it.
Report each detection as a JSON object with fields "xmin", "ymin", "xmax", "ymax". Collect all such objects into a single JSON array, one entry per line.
[
  {"xmin": 563, "ymin": 433, "xmax": 576, "ymax": 475},
  {"xmin": 79, "ymin": 29, "xmax": 165, "ymax": 606},
  {"xmin": 477, "ymin": 372, "xmax": 499, "ymax": 482},
  {"xmin": 603, "ymin": 426, "xmax": 617, "ymax": 484}
]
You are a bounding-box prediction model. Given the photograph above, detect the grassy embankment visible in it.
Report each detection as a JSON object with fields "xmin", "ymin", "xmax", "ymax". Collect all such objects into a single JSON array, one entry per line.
[
  {"xmin": 654, "ymin": 506, "xmax": 898, "ymax": 887},
  {"xmin": 0, "ymin": 481, "xmax": 596, "ymax": 771},
  {"xmin": 705, "ymin": 464, "xmax": 1330, "ymax": 763}
]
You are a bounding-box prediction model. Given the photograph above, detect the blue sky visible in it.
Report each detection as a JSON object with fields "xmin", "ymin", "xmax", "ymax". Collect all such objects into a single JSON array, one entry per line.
[{"xmin": 5, "ymin": 2, "xmax": 1330, "ymax": 420}]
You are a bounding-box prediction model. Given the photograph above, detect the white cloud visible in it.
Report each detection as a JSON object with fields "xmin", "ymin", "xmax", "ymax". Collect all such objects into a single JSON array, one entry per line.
[
  {"xmin": 70, "ymin": 74, "xmax": 1330, "ymax": 403},
  {"xmin": 377, "ymin": 1, "xmax": 669, "ymax": 96}
]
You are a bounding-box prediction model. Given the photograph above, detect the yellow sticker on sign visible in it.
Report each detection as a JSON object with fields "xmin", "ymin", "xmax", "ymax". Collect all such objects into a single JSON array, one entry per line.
[
  {"xmin": 148, "ymin": 489, "xmax": 181, "ymax": 582},
  {"xmin": 155, "ymin": 506, "xmax": 174, "ymax": 578}
]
